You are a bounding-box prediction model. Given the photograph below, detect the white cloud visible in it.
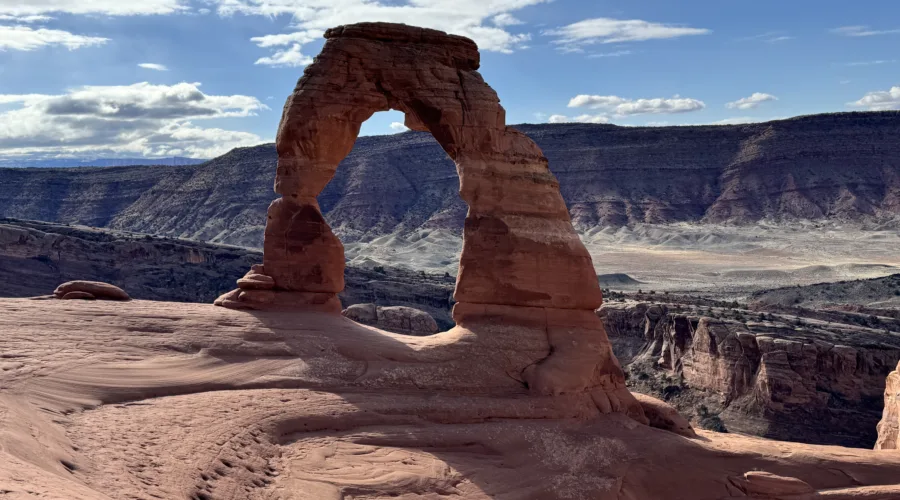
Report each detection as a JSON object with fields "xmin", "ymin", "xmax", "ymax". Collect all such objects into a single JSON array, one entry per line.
[
  {"xmin": 845, "ymin": 60, "xmax": 896, "ymax": 67},
  {"xmin": 0, "ymin": 15, "xmax": 52, "ymax": 23},
  {"xmin": 849, "ymin": 86, "xmax": 900, "ymax": 111},
  {"xmin": 0, "ymin": 0, "xmax": 186, "ymax": 16},
  {"xmin": 546, "ymin": 17, "xmax": 709, "ymax": 53},
  {"xmin": 208, "ymin": 0, "xmax": 548, "ymax": 66},
  {"xmin": 250, "ymin": 30, "xmax": 321, "ymax": 67},
  {"xmin": 492, "ymin": 13, "xmax": 523, "ymax": 27},
  {"xmin": 254, "ymin": 44, "xmax": 313, "ymax": 67},
  {"xmin": 139, "ymin": 63, "xmax": 169, "ymax": 71},
  {"xmin": 251, "ymin": 30, "xmax": 320, "ymax": 48},
  {"xmin": 726, "ymin": 92, "xmax": 777, "ymax": 110},
  {"xmin": 587, "ymin": 50, "xmax": 632, "ymax": 58},
  {"xmin": 389, "ymin": 122, "xmax": 409, "ymax": 133},
  {"xmin": 0, "ymin": 82, "xmax": 266, "ymax": 158},
  {"xmin": 831, "ymin": 25, "xmax": 900, "ymax": 37},
  {"xmin": 0, "ymin": 25, "xmax": 107, "ymax": 51},
  {"xmin": 568, "ymin": 94, "xmax": 705, "ymax": 116},
  {"xmin": 709, "ymin": 117, "xmax": 763, "ymax": 125},
  {"xmin": 739, "ymin": 32, "xmax": 794, "ymax": 43},
  {"xmin": 546, "ymin": 114, "xmax": 609, "ymax": 124}
]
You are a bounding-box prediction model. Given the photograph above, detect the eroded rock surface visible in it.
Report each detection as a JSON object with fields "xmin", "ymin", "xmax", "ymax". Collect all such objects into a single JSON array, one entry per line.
[
  {"xmin": 3, "ymin": 299, "xmax": 900, "ymax": 499},
  {"xmin": 216, "ymin": 22, "xmax": 633, "ymax": 414},
  {"xmin": 342, "ymin": 303, "xmax": 439, "ymax": 336},
  {"xmin": 877, "ymin": 361, "xmax": 900, "ymax": 450},
  {"xmin": 599, "ymin": 301, "xmax": 900, "ymax": 447}
]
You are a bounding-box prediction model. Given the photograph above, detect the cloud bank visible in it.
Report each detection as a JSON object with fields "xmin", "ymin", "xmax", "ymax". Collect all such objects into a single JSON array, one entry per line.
[{"xmin": 0, "ymin": 82, "xmax": 266, "ymax": 158}]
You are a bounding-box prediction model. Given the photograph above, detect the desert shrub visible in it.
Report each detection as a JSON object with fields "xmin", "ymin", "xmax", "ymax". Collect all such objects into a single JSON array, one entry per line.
[
  {"xmin": 698, "ymin": 414, "xmax": 728, "ymax": 433},
  {"xmin": 662, "ymin": 384, "xmax": 682, "ymax": 399},
  {"xmin": 696, "ymin": 405, "xmax": 728, "ymax": 433}
]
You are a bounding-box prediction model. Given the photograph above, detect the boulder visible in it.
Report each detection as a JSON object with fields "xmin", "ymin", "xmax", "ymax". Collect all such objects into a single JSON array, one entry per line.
[
  {"xmin": 632, "ymin": 393, "xmax": 696, "ymax": 438},
  {"xmin": 342, "ymin": 303, "xmax": 439, "ymax": 336},
  {"xmin": 53, "ymin": 281, "xmax": 130, "ymax": 301}
]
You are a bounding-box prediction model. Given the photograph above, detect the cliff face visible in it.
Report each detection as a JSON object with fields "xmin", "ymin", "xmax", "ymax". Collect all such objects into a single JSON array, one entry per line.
[
  {"xmin": 1, "ymin": 113, "xmax": 898, "ymax": 248},
  {"xmin": 598, "ymin": 301, "xmax": 900, "ymax": 448},
  {"xmin": 878, "ymin": 361, "xmax": 900, "ymax": 450}
]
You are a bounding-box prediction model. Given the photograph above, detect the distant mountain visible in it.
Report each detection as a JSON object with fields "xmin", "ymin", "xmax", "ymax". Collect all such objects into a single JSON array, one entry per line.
[
  {"xmin": 0, "ymin": 157, "xmax": 207, "ymax": 168},
  {"xmin": 0, "ymin": 112, "xmax": 898, "ymax": 250}
]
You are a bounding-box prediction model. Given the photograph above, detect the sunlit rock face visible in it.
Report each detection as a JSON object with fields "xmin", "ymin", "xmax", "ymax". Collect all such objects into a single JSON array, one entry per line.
[{"xmin": 877, "ymin": 361, "xmax": 900, "ymax": 450}]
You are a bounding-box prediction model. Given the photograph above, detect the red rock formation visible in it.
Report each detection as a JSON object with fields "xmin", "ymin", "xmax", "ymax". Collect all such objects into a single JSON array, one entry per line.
[
  {"xmin": 342, "ymin": 303, "xmax": 439, "ymax": 336},
  {"xmin": 877, "ymin": 361, "xmax": 900, "ymax": 450},
  {"xmin": 54, "ymin": 281, "xmax": 130, "ymax": 301},
  {"xmin": 215, "ymin": 22, "xmax": 628, "ymax": 410}
]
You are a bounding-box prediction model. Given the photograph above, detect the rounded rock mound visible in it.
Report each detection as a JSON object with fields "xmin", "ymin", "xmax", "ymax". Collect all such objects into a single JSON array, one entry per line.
[
  {"xmin": 342, "ymin": 303, "xmax": 440, "ymax": 336},
  {"xmin": 53, "ymin": 281, "xmax": 130, "ymax": 301}
]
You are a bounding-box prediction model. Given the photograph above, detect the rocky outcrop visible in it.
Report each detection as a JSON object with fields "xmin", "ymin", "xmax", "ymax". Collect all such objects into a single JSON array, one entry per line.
[
  {"xmin": 342, "ymin": 303, "xmax": 439, "ymax": 336},
  {"xmin": 2, "ymin": 114, "xmax": 899, "ymax": 249},
  {"xmin": 877, "ymin": 361, "xmax": 900, "ymax": 450},
  {"xmin": 599, "ymin": 301, "xmax": 900, "ymax": 447},
  {"xmin": 215, "ymin": 22, "xmax": 638, "ymax": 417},
  {"xmin": 632, "ymin": 393, "xmax": 696, "ymax": 438},
  {"xmin": 54, "ymin": 281, "xmax": 130, "ymax": 301}
]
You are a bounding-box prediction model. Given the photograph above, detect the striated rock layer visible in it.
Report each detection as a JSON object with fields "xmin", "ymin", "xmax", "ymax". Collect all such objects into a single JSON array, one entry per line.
[
  {"xmin": 2, "ymin": 115, "xmax": 900, "ymax": 249},
  {"xmin": 878, "ymin": 361, "xmax": 900, "ymax": 450},
  {"xmin": 598, "ymin": 301, "xmax": 900, "ymax": 448},
  {"xmin": 217, "ymin": 23, "xmax": 629, "ymax": 410}
]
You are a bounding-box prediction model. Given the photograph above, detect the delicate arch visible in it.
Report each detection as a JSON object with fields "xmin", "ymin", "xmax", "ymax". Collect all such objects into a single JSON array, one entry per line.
[
  {"xmin": 215, "ymin": 23, "xmax": 635, "ymax": 406},
  {"xmin": 223, "ymin": 23, "xmax": 603, "ymax": 316}
]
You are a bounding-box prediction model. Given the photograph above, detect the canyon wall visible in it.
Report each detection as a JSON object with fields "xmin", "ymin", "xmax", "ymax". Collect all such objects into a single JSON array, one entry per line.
[
  {"xmin": 1, "ymin": 113, "xmax": 898, "ymax": 249},
  {"xmin": 598, "ymin": 301, "xmax": 900, "ymax": 448},
  {"xmin": 877, "ymin": 361, "xmax": 900, "ymax": 450}
]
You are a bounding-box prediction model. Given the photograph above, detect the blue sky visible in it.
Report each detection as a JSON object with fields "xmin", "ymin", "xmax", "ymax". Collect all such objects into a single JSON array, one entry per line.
[{"xmin": 0, "ymin": 0, "xmax": 898, "ymax": 160}]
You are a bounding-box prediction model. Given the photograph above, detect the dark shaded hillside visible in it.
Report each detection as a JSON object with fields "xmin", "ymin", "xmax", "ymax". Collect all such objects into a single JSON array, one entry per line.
[
  {"xmin": 1, "ymin": 112, "xmax": 898, "ymax": 248},
  {"xmin": 0, "ymin": 218, "xmax": 456, "ymax": 327}
]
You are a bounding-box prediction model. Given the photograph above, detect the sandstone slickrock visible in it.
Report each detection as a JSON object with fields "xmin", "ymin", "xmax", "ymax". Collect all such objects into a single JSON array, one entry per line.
[
  {"xmin": 3, "ymin": 299, "xmax": 900, "ymax": 499},
  {"xmin": 342, "ymin": 303, "xmax": 439, "ymax": 336},
  {"xmin": 877, "ymin": 361, "xmax": 900, "ymax": 450},
  {"xmin": 216, "ymin": 22, "xmax": 635, "ymax": 413},
  {"xmin": 54, "ymin": 280, "xmax": 130, "ymax": 301},
  {"xmin": 599, "ymin": 301, "xmax": 900, "ymax": 448}
]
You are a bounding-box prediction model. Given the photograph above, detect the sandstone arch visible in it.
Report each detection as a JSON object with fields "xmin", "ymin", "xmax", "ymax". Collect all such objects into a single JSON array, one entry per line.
[{"xmin": 216, "ymin": 23, "xmax": 636, "ymax": 408}]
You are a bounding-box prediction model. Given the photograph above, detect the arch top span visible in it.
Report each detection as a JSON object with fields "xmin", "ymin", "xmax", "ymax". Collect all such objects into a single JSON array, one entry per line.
[{"xmin": 216, "ymin": 23, "xmax": 636, "ymax": 410}]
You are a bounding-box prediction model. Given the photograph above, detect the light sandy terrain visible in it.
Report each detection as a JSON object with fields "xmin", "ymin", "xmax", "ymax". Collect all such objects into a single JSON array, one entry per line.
[
  {"xmin": 2, "ymin": 298, "xmax": 900, "ymax": 499},
  {"xmin": 346, "ymin": 223, "xmax": 900, "ymax": 298}
]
